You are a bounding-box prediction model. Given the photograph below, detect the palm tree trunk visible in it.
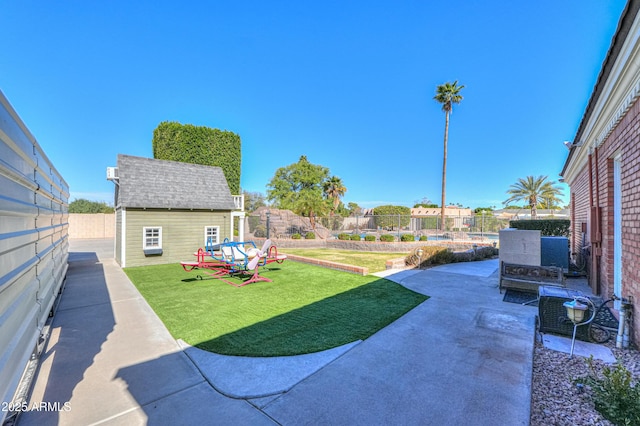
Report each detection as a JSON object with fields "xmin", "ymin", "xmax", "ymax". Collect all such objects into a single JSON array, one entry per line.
[
  {"xmin": 530, "ymin": 195, "xmax": 537, "ymax": 219},
  {"xmin": 440, "ymin": 111, "xmax": 450, "ymax": 231}
]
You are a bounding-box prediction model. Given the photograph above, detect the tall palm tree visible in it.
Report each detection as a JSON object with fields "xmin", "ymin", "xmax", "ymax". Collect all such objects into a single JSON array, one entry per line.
[
  {"xmin": 503, "ymin": 175, "xmax": 564, "ymax": 219},
  {"xmin": 434, "ymin": 81, "xmax": 464, "ymax": 231},
  {"xmin": 323, "ymin": 176, "xmax": 347, "ymax": 215}
]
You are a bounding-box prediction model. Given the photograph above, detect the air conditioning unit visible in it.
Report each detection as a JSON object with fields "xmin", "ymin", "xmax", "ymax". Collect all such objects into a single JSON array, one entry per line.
[
  {"xmin": 106, "ymin": 167, "xmax": 118, "ymax": 180},
  {"xmin": 541, "ymin": 236, "xmax": 569, "ymax": 272},
  {"xmin": 538, "ymin": 285, "xmax": 591, "ymax": 341}
]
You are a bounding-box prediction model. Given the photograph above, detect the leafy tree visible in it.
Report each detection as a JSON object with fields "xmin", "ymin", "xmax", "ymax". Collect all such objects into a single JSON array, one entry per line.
[
  {"xmin": 347, "ymin": 202, "xmax": 362, "ymax": 216},
  {"xmin": 334, "ymin": 201, "xmax": 351, "ymax": 217},
  {"xmin": 243, "ymin": 191, "xmax": 266, "ymax": 212},
  {"xmin": 266, "ymin": 156, "xmax": 334, "ymax": 228},
  {"xmin": 372, "ymin": 205, "xmax": 411, "ymax": 230},
  {"xmin": 503, "ymin": 175, "xmax": 564, "ymax": 219},
  {"xmin": 474, "ymin": 207, "xmax": 494, "ymax": 213},
  {"xmin": 434, "ymin": 80, "xmax": 464, "ymax": 231},
  {"xmin": 323, "ymin": 175, "xmax": 347, "ymax": 215},
  {"xmin": 152, "ymin": 121, "xmax": 241, "ymax": 194},
  {"xmin": 69, "ymin": 199, "xmax": 114, "ymax": 213},
  {"xmin": 413, "ymin": 197, "xmax": 437, "ymax": 208}
]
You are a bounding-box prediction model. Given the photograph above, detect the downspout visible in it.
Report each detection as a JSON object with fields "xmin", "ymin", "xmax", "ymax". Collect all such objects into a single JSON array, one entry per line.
[
  {"xmin": 571, "ymin": 193, "xmax": 576, "ymax": 262},
  {"xmin": 594, "ymin": 146, "xmax": 602, "ymax": 295},
  {"xmin": 588, "ymin": 152, "xmax": 596, "ymax": 292},
  {"xmin": 588, "ymin": 153, "xmax": 594, "ymax": 209}
]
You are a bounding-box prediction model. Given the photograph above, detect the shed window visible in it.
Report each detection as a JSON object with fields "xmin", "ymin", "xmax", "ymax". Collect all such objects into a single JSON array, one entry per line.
[
  {"xmin": 143, "ymin": 227, "xmax": 163, "ymax": 255},
  {"xmin": 205, "ymin": 226, "xmax": 220, "ymax": 248}
]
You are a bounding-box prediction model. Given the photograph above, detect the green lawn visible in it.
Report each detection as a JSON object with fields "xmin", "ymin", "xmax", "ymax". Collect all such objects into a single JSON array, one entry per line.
[
  {"xmin": 279, "ymin": 248, "xmax": 405, "ymax": 273},
  {"xmin": 125, "ymin": 261, "xmax": 427, "ymax": 356}
]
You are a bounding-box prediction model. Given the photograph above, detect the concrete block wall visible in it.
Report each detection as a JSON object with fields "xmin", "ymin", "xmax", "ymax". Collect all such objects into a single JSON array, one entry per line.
[{"xmin": 68, "ymin": 213, "xmax": 115, "ymax": 239}]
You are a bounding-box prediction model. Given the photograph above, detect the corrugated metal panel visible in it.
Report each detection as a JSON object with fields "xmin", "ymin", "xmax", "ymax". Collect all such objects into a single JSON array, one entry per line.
[{"xmin": 0, "ymin": 90, "xmax": 69, "ymax": 423}]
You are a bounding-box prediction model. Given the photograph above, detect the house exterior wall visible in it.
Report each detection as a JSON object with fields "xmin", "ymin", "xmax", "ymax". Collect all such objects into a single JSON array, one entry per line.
[
  {"xmin": 562, "ymin": 1, "xmax": 640, "ymax": 346},
  {"xmin": 120, "ymin": 209, "xmax": 232, "ymax": 267},
  {"xmin": 568, "ymin": 96, "xmax": 640, "ymax": 346},
  {"xmin": 569, "ymin": 165, "xmax": 592, "ymax": 273}
]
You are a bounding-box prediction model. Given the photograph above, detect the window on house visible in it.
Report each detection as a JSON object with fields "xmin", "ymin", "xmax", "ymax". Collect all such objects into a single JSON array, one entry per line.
[
  {"xmin": 143, "ymin": 227, "xmax": 162, "ymax": 255},
  {"xmin": 204, "ymin": 226, "xmax": 220, "ymax": 248}
]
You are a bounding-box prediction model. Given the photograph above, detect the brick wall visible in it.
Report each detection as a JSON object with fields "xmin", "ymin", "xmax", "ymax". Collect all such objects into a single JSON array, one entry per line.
[{"xmin": 572, "ymin": 97, "xmax": 640, "ymax": 345}]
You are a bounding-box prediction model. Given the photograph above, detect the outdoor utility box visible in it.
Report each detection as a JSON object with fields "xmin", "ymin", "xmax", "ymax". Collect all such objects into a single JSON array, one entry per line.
[
  {"xmin": 538, "ymin": 286, "xmax": 591, "ymax": 341},
  {"xmin": 499, "ymin": 229, "xmax": 541, "ymax": 266},
  {"xmin": 541, "ymin": 236, "xmax": 569, "ymax": 272}
]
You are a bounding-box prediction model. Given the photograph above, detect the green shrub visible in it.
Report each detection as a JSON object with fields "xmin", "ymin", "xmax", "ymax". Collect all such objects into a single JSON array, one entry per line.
[
  {"xmin": 575, "ymin": 357, "xmax": 640, "ymax": 425},
  {"xmin": 338, "ymin": 233, "xmax": 350, "ymax": 240},
  {"xmin": 364, "ymin": 235, "xmax": 376, "ymax": 242},
  {"xmin": 380, "ymin": 234, "xmax": 395, "ymax": 242},
  {"xmin": 419, "ymin": 235, "xmax": 428, "ymax": 241},
  {"xmin": 69, "ymin": 199, "xmax": 114, "ymax": 213},
  {"xmin": 248, "ymin": 216, "xmax": 261, "ymax": 232},
  {"xmin": 400, "ymin": 234, "xmax": 415, "ymax": 242},
  {"xmin": 405, "ymin": 246, "xmax": 455, "ymax": 267},
  {"xmin": 509, "ymin": 219, "xmax": 570, "ymax": 237},
  {"xmin": 350, "ymin": 234, "xmax": 361, "ymax": 241},
  {"xmin": 291, "ymin": 233, "xmax": 302, "ymax": 239},
  {"xmin": 305, "ymin": 232, "xmax": 316, "ymax": 239},
  {"xmin": 152, "ymin": 121, "xmax": 241, "ymax": 193},
  {"xmin": 254, "ymin": 225, "xmax": 266, "ymax": 238}
]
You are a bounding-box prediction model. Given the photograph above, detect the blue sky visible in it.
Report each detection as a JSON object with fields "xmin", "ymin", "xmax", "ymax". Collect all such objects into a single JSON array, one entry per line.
[{"xmin": 1, "ymin": 1, "xmax": 627, "ymax": 210}]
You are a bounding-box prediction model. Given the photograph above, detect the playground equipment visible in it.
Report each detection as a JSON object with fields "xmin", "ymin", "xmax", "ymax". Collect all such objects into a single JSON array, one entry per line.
[{"xmin": 180, "ymin": 239, "xmax": 286, "ymax": 287}]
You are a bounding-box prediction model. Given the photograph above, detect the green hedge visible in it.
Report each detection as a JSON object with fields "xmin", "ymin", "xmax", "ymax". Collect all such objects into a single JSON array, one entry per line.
[
  {"xmin": 400, "ymin": 234, "xmax": 415, "ymax": 242},
  {"xmin": 305, "ymin": 232, "xmax": 316, "ymax": 239},
  {"xmin": 364, "ymin": 235, "xmax": 376, "ymax": 242},
  {"xmin": 291, "ymin": 233, "xmax": 302, "ymax": 239},
  {"xmin": 350, "ymin": 234, "xmax": 361, "ymax": 241},
  {"xmin": 380, "ymin": 234, "xmax": 395, "ymax": 242},
  {"xmin": 509, "ymin": 219, "xmax": 570, "ymax": 237},
  {"xmin": 152, "ymin": 121, "xmax": 241, "ymax": 194},
  {"xmin": 338, "ymin": 233, "xmax": 350, "ymax": 240}
]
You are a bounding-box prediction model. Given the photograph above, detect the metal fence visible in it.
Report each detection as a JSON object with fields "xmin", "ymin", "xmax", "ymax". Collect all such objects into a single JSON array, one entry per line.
[
  {"xmin": 247, "ymin": 211, "xmax": 511, "ymax": 241},
  {"xmin": 0, "ymin": 90, "xmax": 69, "ymax": 422}
]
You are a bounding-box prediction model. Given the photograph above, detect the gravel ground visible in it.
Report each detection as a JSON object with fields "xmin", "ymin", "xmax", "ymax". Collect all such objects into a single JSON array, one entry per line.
[{"xmin": 531, "ymin": 337, "xmax": 640, "ymax": 425}]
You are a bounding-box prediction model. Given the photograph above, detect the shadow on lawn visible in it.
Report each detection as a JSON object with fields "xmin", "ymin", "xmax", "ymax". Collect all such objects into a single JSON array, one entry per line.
[
  {"xmin": 192, "ymin": 278, "xmax": 428, "ymax": 357},
  {"xmin": 180, "ymin": 266, "xmax": 285, "ymax": 283}
]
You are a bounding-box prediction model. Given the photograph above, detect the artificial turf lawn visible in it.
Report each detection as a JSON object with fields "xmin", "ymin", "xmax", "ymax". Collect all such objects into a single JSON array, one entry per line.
[
  {"xmin": 278, "ymin": 248, "xmax": 404, "ymax": 273},
  {"xmin": 125, "ymin": 261, "xmax": 428, "ymax": 356}
]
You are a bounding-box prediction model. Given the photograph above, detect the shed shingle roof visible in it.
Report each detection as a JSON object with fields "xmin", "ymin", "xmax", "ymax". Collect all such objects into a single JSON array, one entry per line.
[{"xmin": 116, "ymin": 154, "xmax": 236, "ymax": 210}]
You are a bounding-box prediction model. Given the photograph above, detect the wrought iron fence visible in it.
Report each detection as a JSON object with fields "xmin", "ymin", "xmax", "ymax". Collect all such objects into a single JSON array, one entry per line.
[{"xmin": 246, "ymin": 210, "xmax": 512, "ymax": 241}]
